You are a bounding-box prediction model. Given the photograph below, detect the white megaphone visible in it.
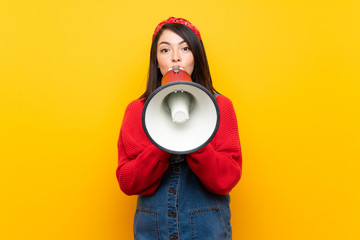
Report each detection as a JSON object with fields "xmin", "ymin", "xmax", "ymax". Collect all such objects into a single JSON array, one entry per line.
[{"xmin": 142, "ymin": 65, "xmax": 220, "ymax": 154}]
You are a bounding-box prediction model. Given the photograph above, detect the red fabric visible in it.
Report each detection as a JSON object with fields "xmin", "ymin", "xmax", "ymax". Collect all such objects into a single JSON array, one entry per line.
[
  {"xmin": 116, "ymin": 95, "xmax": 242, "ymax": 196},
  {"xmin": 152, "ymin": 17, "xmax": 202, "ymax": 41}
]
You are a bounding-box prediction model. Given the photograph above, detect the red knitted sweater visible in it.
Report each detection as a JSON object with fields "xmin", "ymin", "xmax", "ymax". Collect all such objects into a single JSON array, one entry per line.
[{"xmin": 116, "ymin": 95, "xmax": 242, "ymax": 196}]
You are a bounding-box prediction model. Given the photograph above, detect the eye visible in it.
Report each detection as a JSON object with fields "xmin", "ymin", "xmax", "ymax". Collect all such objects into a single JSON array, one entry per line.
[
  {"xmin": 160, "ymin": 48, "xmax": 169, "ymax": 53},
  {"xmin": 183, "ymin": 47, "xmax": 191, "ymax": 51}
]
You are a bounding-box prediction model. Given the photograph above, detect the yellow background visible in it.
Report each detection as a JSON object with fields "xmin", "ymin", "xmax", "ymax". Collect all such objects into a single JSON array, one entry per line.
[{"xmin": 1, "ymin": 0, "xmax": 359, "ymax": 239}]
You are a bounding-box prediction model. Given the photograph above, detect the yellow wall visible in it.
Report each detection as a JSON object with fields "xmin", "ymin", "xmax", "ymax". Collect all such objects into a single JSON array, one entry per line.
[{"xmin": 1, "ymin": 0, "xmax": 359, "ymax": 239}]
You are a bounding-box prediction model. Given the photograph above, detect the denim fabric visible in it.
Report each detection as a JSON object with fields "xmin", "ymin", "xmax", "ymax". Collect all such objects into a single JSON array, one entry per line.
[{"xmin": 133, "ymin": 154, "xmax": 232, "ymax": 240}]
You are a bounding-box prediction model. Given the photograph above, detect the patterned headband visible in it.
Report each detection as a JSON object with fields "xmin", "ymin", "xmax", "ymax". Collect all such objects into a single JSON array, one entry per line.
[{"xmin": 152, "ymin": 17, "xmax": 202, "ymax": 41}]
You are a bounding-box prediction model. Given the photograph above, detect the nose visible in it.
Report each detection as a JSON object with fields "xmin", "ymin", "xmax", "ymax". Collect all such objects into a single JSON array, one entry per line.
[{"xmin": 172, "ymin": 51, "xmax": 181, "ymax": 63}]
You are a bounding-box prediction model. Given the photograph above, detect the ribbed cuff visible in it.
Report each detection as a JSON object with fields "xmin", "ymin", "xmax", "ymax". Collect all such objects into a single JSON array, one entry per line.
[
  {"xmin": 150, "ymin": 145, "xmax": 171, "ymax": 162},
  {"xmin": 190, "ymin": 143, "xmax": 214, "ymax": 156}
]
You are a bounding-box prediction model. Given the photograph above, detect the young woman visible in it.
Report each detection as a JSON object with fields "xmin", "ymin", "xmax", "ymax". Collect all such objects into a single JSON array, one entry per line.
[{"xmin": 116, "ymin": 17, "xmax": 242, "ymax": 240}]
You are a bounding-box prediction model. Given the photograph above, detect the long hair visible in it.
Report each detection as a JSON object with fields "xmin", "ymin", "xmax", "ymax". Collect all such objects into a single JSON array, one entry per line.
[{"xmin": 140, "ymin": 23, "xmax": 218, "ymax": 101}]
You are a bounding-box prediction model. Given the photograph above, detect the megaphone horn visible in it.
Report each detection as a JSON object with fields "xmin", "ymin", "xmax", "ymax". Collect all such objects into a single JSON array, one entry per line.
[{"xmin": 142, "ymin": 66, "xmax": 220, "ymax": 154}]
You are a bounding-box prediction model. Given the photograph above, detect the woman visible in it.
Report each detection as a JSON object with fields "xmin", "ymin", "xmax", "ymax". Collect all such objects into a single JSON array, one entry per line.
[{"xmin": 116, "ymin": 17, "xmax": 242, "ymax": 240}]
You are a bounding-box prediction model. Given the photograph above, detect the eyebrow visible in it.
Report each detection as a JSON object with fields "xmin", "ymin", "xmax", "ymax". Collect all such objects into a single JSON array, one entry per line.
[{"xmin": 158, "ymin": 40, "xmax": 187, "ymax": 46}]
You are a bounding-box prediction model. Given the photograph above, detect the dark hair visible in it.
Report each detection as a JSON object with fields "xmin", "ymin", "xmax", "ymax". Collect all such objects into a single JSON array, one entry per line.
[{"xmin": 140, "ymin": 23, "xmax": 218, "ymax": 100}]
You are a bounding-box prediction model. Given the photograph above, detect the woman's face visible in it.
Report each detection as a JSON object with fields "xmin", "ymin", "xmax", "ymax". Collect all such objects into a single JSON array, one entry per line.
[{"xmin": 156, "ymin": 29, "xmax": 195, "ymax": 76}]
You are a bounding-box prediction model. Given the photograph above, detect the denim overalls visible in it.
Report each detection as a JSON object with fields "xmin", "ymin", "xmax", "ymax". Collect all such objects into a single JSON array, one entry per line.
[{"xmin": 133, "ymin": 154, "xmax": 232, "ymax": 240}]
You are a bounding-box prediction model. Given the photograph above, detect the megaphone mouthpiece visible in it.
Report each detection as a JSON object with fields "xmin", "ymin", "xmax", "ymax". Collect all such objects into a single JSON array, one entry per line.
[{"xmin": 162, "ymin": 66, "xmax": 192, "ymax": 85}]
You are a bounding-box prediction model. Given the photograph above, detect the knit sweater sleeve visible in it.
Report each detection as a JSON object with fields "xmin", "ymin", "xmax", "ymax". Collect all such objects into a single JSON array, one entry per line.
[
  {"xmin": 187, "ymin": 95, "xmax": 242, "ymax": 195},
  {"xmin": 116, "ymin": 99, "xmax": 171, "ymax": 196}
]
